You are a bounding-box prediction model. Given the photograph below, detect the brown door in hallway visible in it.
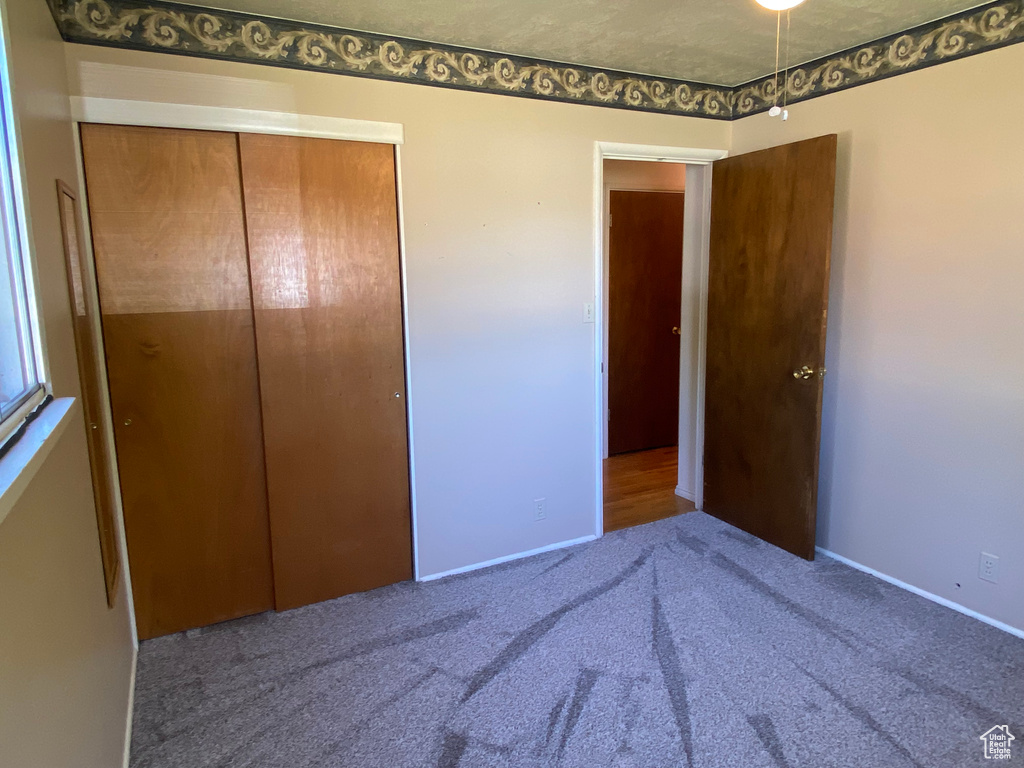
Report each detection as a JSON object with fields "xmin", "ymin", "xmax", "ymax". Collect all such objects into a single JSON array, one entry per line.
[
  {"xmin": 608, "ymin": 191, "xmax": 685, "ymax": 455},
  {"xmin": 81, "ymin": 124, "xmax": 275, "ymax": 639},
  {"xmin": 703, "ymin": 135, "xmax": 838, "ymax": 560},
  {"xmin": 239, "ymin": 134, "xmax": 412, "ymax": 611}
]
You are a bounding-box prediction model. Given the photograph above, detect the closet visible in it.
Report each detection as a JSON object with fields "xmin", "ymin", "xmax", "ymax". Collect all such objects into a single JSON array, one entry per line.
[{"xmin": 80, "ymin": 124, "xmax": 412, "ymax": 639}]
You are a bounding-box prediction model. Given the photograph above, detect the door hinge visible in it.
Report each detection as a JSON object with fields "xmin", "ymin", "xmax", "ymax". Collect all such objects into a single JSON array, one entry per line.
[{"xmin": 608, "ymin": 214, "xmax": 612, "ymax": 227}]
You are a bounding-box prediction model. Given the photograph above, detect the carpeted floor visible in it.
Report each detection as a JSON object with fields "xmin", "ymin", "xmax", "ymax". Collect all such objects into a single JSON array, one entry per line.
[{"xmin": 130, "ymin": 512, "xmax": 1024, "ymax": 768}]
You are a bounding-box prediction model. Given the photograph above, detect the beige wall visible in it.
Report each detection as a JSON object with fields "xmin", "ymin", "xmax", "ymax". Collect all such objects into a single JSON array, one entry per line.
[
  {"xmin": 732, "ymin": 43, "xmax": 1024, "ymax": 632},
  {"xmin": 0, "ymin": 0, "xmax": 135, "ymax": 766},
  {"xmin": 63, "ymin": 45, "xmax": 732, "ymax": 578}
]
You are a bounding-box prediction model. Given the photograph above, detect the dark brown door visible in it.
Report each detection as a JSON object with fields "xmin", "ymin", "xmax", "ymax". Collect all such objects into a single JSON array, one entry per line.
[
  {"xmin": 81, "ymin": 124, "xmax": 275, "ymax": 638},
  {"xmin": 703, "ymin": 134, "xmax": 837, "ymax": 560},
  {"xmin": 238, "ymin": 134, "xmax": 412, "ymax": 611},
  {"xmin": 608, "ymin": 191, "xmax": 685, "ymax": 455}
]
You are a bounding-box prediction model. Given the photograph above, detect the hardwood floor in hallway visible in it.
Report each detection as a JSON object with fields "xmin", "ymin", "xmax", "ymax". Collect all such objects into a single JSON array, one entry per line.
[{"xmin": 603, "ymin": 445, "xmax": 696, "ymax": 532}]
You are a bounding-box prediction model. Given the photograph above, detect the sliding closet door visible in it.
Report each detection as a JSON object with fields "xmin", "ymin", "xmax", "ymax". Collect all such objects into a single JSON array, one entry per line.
[
  {"xmin": 239, "ymin": 134, "xmax": 412, "ymax": 610},
  {"xmin": 81, "ymin": 124, "xmax": 275, "ymax": 639}
]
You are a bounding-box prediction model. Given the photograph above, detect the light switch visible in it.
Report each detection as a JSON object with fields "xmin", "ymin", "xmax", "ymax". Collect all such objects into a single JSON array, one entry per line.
[{"xmin": 583, "ymin": 302, "xmax": 595, "ymax": 323}]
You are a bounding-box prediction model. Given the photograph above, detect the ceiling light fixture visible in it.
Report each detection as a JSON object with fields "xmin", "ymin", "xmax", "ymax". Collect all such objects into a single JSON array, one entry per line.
[{"xmin": 755, "ymin": 0, "xmax": 805, "ymax": 10}]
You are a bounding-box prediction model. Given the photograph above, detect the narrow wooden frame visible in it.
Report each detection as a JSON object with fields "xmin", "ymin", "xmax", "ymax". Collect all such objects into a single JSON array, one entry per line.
[{"xmin": 56, "ymin": 178, "xmax": 120, "ymax": 607}]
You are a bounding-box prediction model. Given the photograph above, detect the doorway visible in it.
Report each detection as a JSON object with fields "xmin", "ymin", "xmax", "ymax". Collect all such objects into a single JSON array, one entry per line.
[
  {"xmin": 595, "ymin": 138, "xmax": 837, "ymax": 560},
  {"xmin": 603, "ymin": 164, "xmax": 690, "ymax": 532},
  {"xmin": 596, "ymin": 146, "xmax": 723, "ymax": 535}
]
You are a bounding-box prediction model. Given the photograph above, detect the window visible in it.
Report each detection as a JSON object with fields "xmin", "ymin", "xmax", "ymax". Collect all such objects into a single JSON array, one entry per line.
[{"xmin": 0, "ymin": 10, "xmax": 42, "ymax": 436}]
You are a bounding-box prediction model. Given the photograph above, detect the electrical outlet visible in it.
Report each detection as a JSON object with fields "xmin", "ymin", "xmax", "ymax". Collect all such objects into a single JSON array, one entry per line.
[
  {"xmin": 534, "ymin": 498, "xmax": 547, "ymax": 521},
  {"xmin": 979, "ymin": 552, "xmax": 999, "ymax": 584}
]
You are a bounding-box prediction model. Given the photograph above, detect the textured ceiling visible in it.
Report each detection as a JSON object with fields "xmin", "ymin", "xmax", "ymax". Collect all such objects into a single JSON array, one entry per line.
[{"xmin": 205, "ymin": 0, "xmax": 985, "ymax": 85}]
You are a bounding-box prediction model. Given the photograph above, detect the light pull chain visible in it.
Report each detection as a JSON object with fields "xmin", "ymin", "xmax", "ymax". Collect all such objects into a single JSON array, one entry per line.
[
  {"xmin": 769, "ymin": 8, "xmax": 792, "ymax": 121},
  {"xmin": 783, "ymin": 9, "xmax": 791, "ymax": 118},
  {"xmin": 773, "ymin": 10, "xmax": 781, "ymax": 109}
]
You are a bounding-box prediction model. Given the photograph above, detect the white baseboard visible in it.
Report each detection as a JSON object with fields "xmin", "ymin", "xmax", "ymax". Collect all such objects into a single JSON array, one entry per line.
[
  {"xmin": 674, "ymin": 485, "xmax": 695, "ymax": 502},
  {"xmin": 122, "ymin": 646, "xmax": 138, "ymax": 768},
  {"xmin": 419, "ymin": 534, "xmax": 598, "ymax": 582},
  {"xmin": 816, "ymin": 547, "xmax": 1024, "ymax": 640}
]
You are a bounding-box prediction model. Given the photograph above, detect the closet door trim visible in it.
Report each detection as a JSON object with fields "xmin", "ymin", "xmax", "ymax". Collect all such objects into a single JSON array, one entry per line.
[{"xmin": 70, "ymin": 97, "xmax": 404, "ymax": 146}]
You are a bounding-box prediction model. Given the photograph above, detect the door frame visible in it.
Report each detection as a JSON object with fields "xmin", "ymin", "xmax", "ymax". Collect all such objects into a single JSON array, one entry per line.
[
  {"xmin": 593, "ymin": 142, "xmax": 728, "ymax": 538},
  {"xmin": 68, "ymin": 97, "xmax": 413, "ymax": 651}
]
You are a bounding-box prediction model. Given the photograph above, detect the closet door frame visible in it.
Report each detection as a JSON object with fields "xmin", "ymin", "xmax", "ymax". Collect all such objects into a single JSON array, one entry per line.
[{"xmin": 68, "ymin": 98, "xmax": 416, "ymax": 647}]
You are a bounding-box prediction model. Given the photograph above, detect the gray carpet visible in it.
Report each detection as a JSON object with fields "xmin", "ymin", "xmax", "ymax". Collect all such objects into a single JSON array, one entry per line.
[{"xmin": 130, "ymin": 512, "xmax": 1024, "ymax": 768}]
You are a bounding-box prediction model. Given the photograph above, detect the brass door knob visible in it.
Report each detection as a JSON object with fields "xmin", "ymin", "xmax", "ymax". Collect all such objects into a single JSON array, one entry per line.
[
  {"xmin": 672, "ymin": 326, "xmax": 681, "ymax": 336},
  {"xmin": 793, "ymin": 365, "xmax": 815, "ymax": 380},
  {"xmin": 792, "ymin": 366, "xmax": 827, "ymax": 380}
]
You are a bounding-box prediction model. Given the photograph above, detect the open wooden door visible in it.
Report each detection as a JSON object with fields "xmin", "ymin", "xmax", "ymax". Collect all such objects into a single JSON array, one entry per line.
[{"xmin": 703, "ymin": 135, "xmax": 837, "ymax": 560}]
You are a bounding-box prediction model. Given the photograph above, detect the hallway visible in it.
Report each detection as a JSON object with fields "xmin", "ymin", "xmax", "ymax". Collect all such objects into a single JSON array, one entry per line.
[{"xmin": 603, "ymin": 446, "xmax": 695, "ymax": 532}]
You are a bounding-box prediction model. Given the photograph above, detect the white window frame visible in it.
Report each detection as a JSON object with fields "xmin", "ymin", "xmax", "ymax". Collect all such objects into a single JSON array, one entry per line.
[{"xmin": 0, "ymin": 0, "xmax": 49, "ymax": 447}]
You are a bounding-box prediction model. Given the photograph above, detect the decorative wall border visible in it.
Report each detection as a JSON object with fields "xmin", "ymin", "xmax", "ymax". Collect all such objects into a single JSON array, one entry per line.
[
  {"xmin": 46, "ymin": 0, "xmax": 733, "ymax": 119},
  {"xmin": 48, "ymin": 0, "xmax": 1024, "ymax": 121},
  {"xmin": 733, "ymin": 0, "xmax": 1024, "ymax": 117}
]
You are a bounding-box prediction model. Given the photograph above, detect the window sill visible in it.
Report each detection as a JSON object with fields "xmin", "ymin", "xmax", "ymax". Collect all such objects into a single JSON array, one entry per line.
[{"xmin": 0, "ymin": 397, "xmax": 77, "ymax": 528}]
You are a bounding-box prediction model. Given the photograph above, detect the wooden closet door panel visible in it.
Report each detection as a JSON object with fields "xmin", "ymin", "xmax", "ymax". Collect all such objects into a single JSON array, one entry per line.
[
  {"xmin": 239, "ymin": 134, "xmax": 412, "ymax": 611},
  {"xmin": 80, "ymin": 124, "xmax": 274, "ymax": 639}
]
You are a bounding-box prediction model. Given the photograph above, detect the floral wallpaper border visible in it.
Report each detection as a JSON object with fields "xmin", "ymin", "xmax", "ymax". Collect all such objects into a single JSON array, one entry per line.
[
  {"xmin": 49, "ymin": 0, "xmax": 1024, "ymax": 121},
  {"xmin": 47, "ymin": 0, "xmax": 733, "ymax": 119},
  {"xmin": 733, "ymin": 0, "xmax": 1024, "ymax": 117}
]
